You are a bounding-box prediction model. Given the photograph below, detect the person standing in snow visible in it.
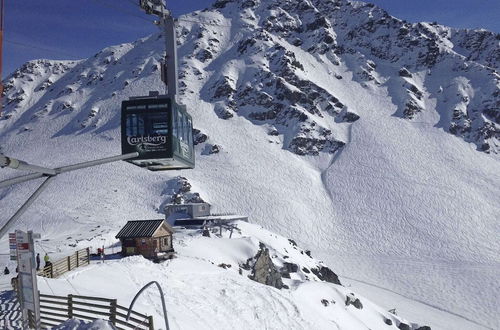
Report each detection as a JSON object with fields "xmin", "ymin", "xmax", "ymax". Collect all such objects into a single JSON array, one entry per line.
[
  {"xmin": 36, "ymin": 253, "xmax": 41, "ymax": 271},
  {"xmin": 3, "ymin": 266, "xmax": 9, "ymax": 275},
  {"xmin": 44, "ymin": 253, "xmax": 51, "ymax": 267}
]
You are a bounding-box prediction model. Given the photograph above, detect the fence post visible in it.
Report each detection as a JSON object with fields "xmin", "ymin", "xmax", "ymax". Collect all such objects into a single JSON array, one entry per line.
[
  {"xmin": 110, "ymin": 299, "xmax": 117, "ymax": 325},
  {"xmin": 67, "ymin": 256, "xmax": 71, "ymax": 272},
  {"xmin": 50, "ymin": 264, "xmax": 53, "ymax": 278},
  {"xmin": 148, "ymin": 315, "xmax": 154, "ymax": 330},
  {"xmin": 68, "ymin": 294, "xmax": 73, "ymax": 319},
  {"xmin": 76, "ymin": 250, "xmax": 79, "ymax": 268},
  {"xmin": 86, "ymin": 247, "xmax": 90, "ymax": 265}
]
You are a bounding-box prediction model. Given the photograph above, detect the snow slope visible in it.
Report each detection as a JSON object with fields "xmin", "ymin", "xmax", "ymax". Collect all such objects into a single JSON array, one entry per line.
[
  {"xmin": 32, "ymin": 222, "xmax": 427, "ymax": 330},
  {"xmin": 1, "ymin": 0, "xmax": 499, "ymax": 328}
]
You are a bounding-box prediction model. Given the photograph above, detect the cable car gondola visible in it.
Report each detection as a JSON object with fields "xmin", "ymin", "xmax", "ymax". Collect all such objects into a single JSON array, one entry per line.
[
  {"xmin": 121, "ymin": 92, "xmax": 194, "ymax": 171},
  {"xmin": 121, "ymin": 0, "xmax": 195, "ymax": 171}
]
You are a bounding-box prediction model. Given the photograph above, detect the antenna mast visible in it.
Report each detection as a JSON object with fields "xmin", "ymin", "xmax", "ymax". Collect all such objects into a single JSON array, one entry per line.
[{"xmin": 139, "ymin": 0, "xmax": 178, "ymax": 100}]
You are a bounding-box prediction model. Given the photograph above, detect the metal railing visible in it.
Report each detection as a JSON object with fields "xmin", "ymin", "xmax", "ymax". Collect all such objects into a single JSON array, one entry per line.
[
  {"xmin": 38, "ymin": 293, "xmax": 153, "ymax": 329},
  {"xmin": 38, "ymin": 248, "xmax": 90, "ymax": 279}
]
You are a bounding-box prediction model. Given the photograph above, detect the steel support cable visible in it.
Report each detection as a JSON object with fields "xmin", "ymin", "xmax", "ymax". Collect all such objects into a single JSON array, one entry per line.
[
  {"xmin": 0, "ymin": 155, "xmax": 56, "ymax": 175},
  {"xmin": 0, "ymin": 176, "xmax": 55, "ymax": 239},
  {"xmin": 4, "ymin": 39, "xmax": 82, "ymax": 60},
  {"xmin": 0, "ymin": 152, "xmax": 139, "ymax": 238},
  {"xmin": 0, "ymin": 152, "xmax": 139, "ymax": 189},
  {"xmin": 92, "ymin": 0, "xmax": 151, "ymax": 22},
  {"xmin": 37, "ymin": 240, "xmax": 82, "ymax": 298},
  {"xmin": 33, "ymin": 242, "xmax": 59, "ymax": 296},
  {"xmin": 112, "ymin": 0, "xmax": 233, "ymax": 27},
  {"xmin": 0, "ymin": 172, "xmax": 45, "ymax": 189}
]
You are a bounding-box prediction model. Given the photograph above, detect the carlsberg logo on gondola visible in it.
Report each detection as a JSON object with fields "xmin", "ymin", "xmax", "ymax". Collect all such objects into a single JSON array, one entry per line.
[{"xmin": 127, "ymin": 135, "xmax": 167, "ymax": 146}]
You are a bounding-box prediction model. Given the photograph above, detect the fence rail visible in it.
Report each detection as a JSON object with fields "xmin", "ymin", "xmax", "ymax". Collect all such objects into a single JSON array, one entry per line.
[
  {"xmin": 39, "ymin": 248, "xmax": 90, "ymax": 278},
  {"xmin": 38, "ymin": 293, "xmax": 153, "ymax": 329}
]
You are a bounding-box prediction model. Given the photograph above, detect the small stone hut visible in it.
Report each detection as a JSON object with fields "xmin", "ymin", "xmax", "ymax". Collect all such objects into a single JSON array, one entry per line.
[{"xmin": 116, "ymin": 220, "xmax": 174, "ymax": 258}]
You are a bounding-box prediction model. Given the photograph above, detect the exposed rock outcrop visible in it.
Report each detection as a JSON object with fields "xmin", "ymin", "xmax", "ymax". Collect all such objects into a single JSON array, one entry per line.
[
  {"xmin": 345, "ymin": 293, "xmax": 363, "ymax": 309},
  {"xmin": 311, "ymin": 266, "xmax": 341, "ymax": 285},
  {"xmin": 248, "ymin": 243, "xmax": 284, "ymax": 289}
]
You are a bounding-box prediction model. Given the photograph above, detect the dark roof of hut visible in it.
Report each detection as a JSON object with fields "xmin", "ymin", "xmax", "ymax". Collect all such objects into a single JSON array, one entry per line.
[{"xmin": 115, "ymin": 220, "xmax": 166, "ymax": 239}]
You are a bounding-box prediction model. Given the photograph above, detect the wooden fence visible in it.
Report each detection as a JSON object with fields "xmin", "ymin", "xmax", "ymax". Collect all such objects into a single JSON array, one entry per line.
[
  {"xmin": 39, "ymin": 248, "xmax": 90, "ymax": 278},
  {"xmin": 38, "ymin": 293, "xmax": 154, "ymax": 329}
]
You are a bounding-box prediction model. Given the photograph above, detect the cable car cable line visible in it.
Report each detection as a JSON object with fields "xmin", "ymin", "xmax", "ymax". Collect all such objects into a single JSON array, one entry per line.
[
  {"xmin": 98, "ymin": 0, "xmax": 232, "ymax": 28},
  {"xmin": 4, "ymin": 3, "xmax": 231, "ymax": 79},
  {"xmin": 90, "ymin": 0, "xmax": 152, "ymax": 23},
  {"xmin": 4, "ymin": 39, "xmax": 82, "ymax": 60},
  {"xmin": 177, "ymin": 18, "xmax": 232, "ymax": 28}
]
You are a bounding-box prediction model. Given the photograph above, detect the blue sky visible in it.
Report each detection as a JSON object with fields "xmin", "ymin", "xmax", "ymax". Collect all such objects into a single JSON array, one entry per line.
[{"xmin": 3, "ymin": 0, "xmax": 499, "ymax": 78}]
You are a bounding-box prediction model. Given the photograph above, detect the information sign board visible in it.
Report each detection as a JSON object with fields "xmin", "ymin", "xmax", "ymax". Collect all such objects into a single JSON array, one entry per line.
[{"xmin": 15, "ymin": 230, "xmax": 41, "ymax": 328}]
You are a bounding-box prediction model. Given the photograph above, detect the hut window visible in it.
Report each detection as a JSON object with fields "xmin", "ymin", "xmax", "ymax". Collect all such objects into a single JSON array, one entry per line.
[
  {"xmin": 164, "ymin": 237, "xmax": 168, "ymax": 246},
  {"xmin": 123, "ymin": 239, "xmax": 135, "ymax": 247},
  {"xmin": 141, "ymin": 239, "xmax": 146, "ymax": 245}
]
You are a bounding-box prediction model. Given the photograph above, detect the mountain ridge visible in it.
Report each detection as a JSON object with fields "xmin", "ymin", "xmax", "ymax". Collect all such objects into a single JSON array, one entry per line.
[{"xmin": 1, "ymin": 0, "xmax": 499, "ymax": 329}]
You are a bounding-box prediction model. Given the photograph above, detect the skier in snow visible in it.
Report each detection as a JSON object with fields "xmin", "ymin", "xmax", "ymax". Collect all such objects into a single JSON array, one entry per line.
[
  {"xmin": 44, "ymin": 253, "xmax": 51, "ymax": 267},
  {"xmin": 3, "ymin": 266, "xmax": 9, "ymax": 275},
  {"xmin": 36, "ymin": 253, "xmax": 41, "ymax": 271}
]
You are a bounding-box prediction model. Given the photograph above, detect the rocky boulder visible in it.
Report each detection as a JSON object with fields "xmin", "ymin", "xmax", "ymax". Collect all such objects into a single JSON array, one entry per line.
[
  {"xmin": 345, "ymin": 293, "xmax": 363, "ymax": 309},
  {"xmin": 311, "ymin": 266, "xmax": 341, "ymax": 285},
  {"xmin": 248, "ymin": 244, "xmax": 284, "ymax": 289}
]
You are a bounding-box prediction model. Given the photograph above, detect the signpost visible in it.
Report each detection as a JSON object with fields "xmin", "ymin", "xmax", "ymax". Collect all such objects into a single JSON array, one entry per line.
[{"xmin": 15, "ymin": 230, "xmax": 41, "ymax": 329}]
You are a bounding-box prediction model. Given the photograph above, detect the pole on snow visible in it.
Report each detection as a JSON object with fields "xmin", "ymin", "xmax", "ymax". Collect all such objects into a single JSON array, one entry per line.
[
  {"xmin": 0, "ymin": 152, "xmax": 139, "ymax": 189},
  {"xmin": 126, "ymin": 281, "xmax": 170, "ymax": 330},
  {"xmin": 0, "ymin": 155, "xmax": 57, "ymax": 175}
]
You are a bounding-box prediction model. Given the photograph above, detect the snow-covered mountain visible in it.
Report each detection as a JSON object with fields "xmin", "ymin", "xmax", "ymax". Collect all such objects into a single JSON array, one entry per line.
[
  {"xmin": 1, "ymin": 0, "xmax": 499, "ymax": 329},
  {"xmin": 28, "ymin": 222, "xmax": 435, "ymax": 330}
]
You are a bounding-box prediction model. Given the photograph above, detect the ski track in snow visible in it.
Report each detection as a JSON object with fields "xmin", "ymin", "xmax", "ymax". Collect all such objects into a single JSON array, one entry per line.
[{"xmin": 341, "ymin": 275, "xmax": 492, "ymax": 329}]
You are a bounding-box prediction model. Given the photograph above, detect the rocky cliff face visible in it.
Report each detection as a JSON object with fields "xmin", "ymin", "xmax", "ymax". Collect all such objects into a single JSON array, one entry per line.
[
  {"xmin": 193, "ymin": 0, "xmax": 499, "ymax": 154},
  {"xmin": 2, "ymin": 0, "xmax": 498, "ymax": 155}
]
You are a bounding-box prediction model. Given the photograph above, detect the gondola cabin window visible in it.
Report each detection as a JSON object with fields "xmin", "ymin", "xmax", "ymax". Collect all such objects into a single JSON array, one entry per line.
[{"xmin": 125, "ymin": 112, "xmax": 168, "ymax": 137}]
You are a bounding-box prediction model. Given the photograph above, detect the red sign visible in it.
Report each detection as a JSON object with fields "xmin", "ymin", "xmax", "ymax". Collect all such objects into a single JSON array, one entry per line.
[{"xmin": 17, "ymin": 243, "xmax": 29, "ymax": 250}]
